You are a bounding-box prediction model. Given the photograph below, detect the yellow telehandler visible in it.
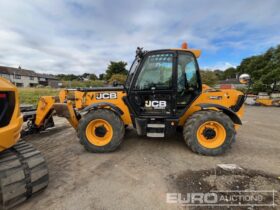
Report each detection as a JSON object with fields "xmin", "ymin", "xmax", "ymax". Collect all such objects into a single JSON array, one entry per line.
[
  {"xmin": 0, "ymin": 78, "xmax": 48, "ymax": 210},
  {"xmin": 26, "ymin": 43, "xmax": 250, "ymax": 156}
]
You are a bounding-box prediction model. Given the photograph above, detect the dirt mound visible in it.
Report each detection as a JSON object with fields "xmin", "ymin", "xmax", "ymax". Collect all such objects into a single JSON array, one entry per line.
[{"xmin": 168, "ymin": 167, "xmax": 280, "ymax": 210}]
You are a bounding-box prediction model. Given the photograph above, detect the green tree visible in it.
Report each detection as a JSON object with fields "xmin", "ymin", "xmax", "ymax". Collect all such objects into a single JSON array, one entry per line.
[
  {"xmin": 237, "ymin": 45, "xmax": 280, "ymax": 92},
  {"xmin": 99, "ymin": 73, "xmax": 105, "ymax": 80},
  {"xmin": 105, "ymin": 61, "xmax": 128, "ymax": 80},
  {"xmin": 223, "ymin": 67, "xmax": 237, "ymax": 79},
  {"xmin": 82, "ymin": 73, "xmax": 90, "ymax": 78},
  {"xmin": 214, "ymin": 69, "xmax": 225, "ymax": 80},
  {"xmin": 108, "ymin": 74, "xmax": 127, "ymax": 84},
  {"xmin": 89, "ymin": 74, "xmax": 98, "ymax": 80},
  {"xmin": 80, "ymin": 73, "xmax": 97, "ymax": 80},
  {"xmin": 200, "ymin": 70, "xmax": 218, "ymax": 86},
  {"xmin": 56, "ymin": 74, "xmax": 79, "ymax": 81}
]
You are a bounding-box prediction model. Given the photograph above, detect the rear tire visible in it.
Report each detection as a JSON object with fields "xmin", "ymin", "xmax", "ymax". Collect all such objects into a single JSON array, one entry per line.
[
  {"xmin": 183, "ymin": 110, "xmax": 235, "ymax": 156},
  {"xmin": 77, "ymin": 109, "xmax": 125, "ymax": 153}
]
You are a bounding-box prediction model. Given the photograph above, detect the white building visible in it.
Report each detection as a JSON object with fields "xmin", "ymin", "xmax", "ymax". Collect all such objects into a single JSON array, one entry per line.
[{"xmin": 0, "ymin": 66, "xmax": 59, "ymax": 88}]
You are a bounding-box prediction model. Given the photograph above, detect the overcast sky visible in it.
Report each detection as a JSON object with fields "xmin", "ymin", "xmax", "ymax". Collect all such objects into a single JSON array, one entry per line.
[{"xmin": 0, "ymin": 0, "xmax": 279, "ymax": 75}]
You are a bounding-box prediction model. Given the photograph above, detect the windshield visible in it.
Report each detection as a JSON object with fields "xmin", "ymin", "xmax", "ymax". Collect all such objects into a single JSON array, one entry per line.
[
  {"xmin": 125, "ymin": 58, "xmax": 139, "ymax": 88},
  {"xmin": 134, "ymin": 53, "xmax": 173, "ymax": 90}
]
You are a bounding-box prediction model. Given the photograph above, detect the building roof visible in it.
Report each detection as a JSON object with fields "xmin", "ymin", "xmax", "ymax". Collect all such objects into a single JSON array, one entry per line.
[
  {"xmin": 0, "ymin": 66, "xmax": 37, "ymax": 76},
  {"xmin": 0, "ymin": 66, "xmax": 57, "ymax": 80}
]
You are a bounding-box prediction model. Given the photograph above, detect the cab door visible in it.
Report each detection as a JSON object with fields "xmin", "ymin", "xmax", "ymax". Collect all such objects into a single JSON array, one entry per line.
[
  {"xmin": 128, "ymin": 51, "xmax": 176, "ymax": 117},
  {"xmin": 176, "ymin": 51, "xmax": 202, "ymax": 116}
]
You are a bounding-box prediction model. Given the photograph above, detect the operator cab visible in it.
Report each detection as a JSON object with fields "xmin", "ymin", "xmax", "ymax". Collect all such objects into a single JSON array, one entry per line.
[{"xmin": 124, "ymin": 43, "xmax": 203, "ymax": 137}]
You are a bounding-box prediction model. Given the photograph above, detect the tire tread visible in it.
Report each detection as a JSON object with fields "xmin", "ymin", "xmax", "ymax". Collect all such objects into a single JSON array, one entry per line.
[
  {"xmin": 77, "ymin": 109, "xmax": 125, "ymax": 153},
  {"xmin": 0, "ymin": 141, "xmax": 48, "ymax": 209},
  {"xmin": 183, "ymin": 110, "xmax": 235, "ymax": 156}
]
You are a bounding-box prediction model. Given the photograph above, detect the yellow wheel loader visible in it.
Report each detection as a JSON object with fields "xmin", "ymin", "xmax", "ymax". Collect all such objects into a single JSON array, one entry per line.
[
  {"xmin": 0, "ymin": 78, "xmax": 48, "ymax": 209},
  {"xmin": 27, "ymin": 43, "xmax": 249, "ymax": 156}
]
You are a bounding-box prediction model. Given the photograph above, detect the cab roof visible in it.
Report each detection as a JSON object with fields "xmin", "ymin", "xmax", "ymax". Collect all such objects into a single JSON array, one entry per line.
[
  {"xmin": 171, "ymin": 48, "xmax": 201, "ymax": 58},
  {"xmin": 146, "ymin": 48, "xmax": 201, "ymax": 59}
]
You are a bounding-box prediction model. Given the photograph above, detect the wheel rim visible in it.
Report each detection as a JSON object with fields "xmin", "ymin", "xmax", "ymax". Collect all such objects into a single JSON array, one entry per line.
[
  {"xmin": 196, "ymin": 121, "xmax": 226, "ymax": 149},
  {"xmin": 86, "ymin": 119, "xmax": 113, "ymax": 146}
]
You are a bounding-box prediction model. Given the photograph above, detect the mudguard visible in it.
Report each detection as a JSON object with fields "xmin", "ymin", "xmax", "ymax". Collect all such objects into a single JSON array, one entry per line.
[
  {"xmin": 196, "ymin": 103, "xmax": 242, "ymax": 125},
  {"xmin": 82, "ymin": 102, "xmax": 124, "ymax": 116}
]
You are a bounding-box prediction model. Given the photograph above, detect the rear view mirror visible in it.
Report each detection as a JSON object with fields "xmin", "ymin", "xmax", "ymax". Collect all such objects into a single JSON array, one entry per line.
[
  {"xmin": 112, "ymin": 80, "xmax": 119, "ymax": 87},
  {"xmin": 112, "ymin": 80, "xmax": 124, "ymax": 87},
  {"xmin": 239, "ymin": 74, "xmax": 251, "ymax": 84}
]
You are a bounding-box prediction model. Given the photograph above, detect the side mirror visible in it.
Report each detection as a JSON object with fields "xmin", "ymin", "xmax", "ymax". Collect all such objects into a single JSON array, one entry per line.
[
  {"xmin": 112, "ymin": 80, "xmax": 119, "ymax": 87},
  {"xmin": 239, "ymin": 73, "xmax": 251, "ymax": 84},
  {"xmin": 112, "ymin": 80, "xmax": 124, "ymax": 87}
]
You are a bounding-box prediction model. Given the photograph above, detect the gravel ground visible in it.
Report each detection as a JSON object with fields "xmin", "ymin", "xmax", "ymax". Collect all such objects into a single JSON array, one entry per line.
[{"xmin": 17, "ymin": 106, "xmax": 280, "ymax": 210}]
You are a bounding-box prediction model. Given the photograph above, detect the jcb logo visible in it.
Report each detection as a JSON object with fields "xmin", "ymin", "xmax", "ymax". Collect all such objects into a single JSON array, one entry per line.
[
  {"xmin": 96, "ymin": 92, "xmax": 117, "ymax": 100},
  {"xmin": 145, "ymin": 100, "xmax": 166, "ymax": 109}
]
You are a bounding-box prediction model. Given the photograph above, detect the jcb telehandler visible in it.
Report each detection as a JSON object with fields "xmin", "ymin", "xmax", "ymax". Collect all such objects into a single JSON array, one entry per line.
[
  {"xmin": 0, "ymin": 78, "xmax": 48, "ymax": 209},
  {"xmin": 27, "ymin": 43, "xmax": 250, "ymax": 156}
]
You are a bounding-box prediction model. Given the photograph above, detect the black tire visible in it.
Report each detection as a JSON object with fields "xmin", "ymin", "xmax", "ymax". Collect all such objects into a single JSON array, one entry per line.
[
  {"xmin": 77, "ymin": 109, "xmax": 125, "ymax": 153},
  {"xmin": 183, "ymin": 110, "xmax": 235, "ymax": 156}
]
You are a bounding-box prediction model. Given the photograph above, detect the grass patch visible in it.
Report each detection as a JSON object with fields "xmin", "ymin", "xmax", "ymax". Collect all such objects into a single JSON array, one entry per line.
[{"xmin": 19, "ymin": 88, "xmax": 60, "ymax": 105}]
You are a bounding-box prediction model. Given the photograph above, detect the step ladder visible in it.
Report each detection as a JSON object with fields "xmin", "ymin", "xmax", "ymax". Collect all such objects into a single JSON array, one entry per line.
[{"xmin": 146, "ymin": 118, "xmax": 165, "ymax": 138}]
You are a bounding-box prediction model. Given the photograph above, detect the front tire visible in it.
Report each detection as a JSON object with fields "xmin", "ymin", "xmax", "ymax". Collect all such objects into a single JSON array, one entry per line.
[
  {"xmin": 77, "ymin": 109, "xmax": 125, "ymax": 153},
  {"xmin": 183, "ymin": 110, "xmax": 235, "ymax": 156}
]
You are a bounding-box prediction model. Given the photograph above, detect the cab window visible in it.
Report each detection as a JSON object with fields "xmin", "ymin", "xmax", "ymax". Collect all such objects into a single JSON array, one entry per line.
[
  {"xmin": 176, "ymin": 52, "xmax": 200, "ymax": 113},
  {"xmin": 125, "ymin": 58, "xmax": 139, "ymax": 88},
  {"xmin": 134, "ymin": 53, "xmax": 173, "ymax": 90},
  {"xmin": 177, "ymin": 53, "xmax": 199, "ymax": 92}
]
